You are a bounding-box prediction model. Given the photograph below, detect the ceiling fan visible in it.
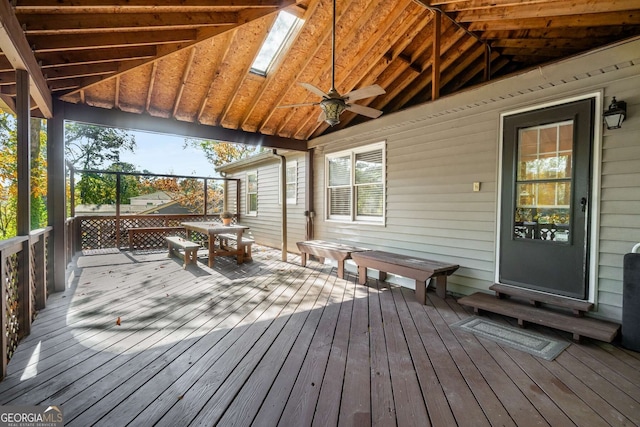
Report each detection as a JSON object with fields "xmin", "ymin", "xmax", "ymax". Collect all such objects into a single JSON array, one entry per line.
[{"xmin": 278, "ymin": 0, "xmax": 386, "ymax": 126}]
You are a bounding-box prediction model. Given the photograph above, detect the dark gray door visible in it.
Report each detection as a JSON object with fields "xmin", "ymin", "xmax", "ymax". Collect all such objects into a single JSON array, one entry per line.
[{"xmin": 500, "ymin": 99, "xmax": 594, "ymax": 299}]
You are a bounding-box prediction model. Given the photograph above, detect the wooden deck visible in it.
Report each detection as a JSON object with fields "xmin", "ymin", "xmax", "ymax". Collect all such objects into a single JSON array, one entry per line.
[{"xmin": 1, "ymin": 246, "xmax": 640, "ymax": 426}]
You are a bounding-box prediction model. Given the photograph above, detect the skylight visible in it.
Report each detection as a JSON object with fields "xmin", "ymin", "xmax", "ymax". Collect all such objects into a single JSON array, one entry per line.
[{"xmin": 250, "ymin": 11, "xmax": 302, "ymax": 76}]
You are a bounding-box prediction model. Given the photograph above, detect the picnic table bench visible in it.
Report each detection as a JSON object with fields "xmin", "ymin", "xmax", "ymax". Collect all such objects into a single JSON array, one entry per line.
[
  {"xmin": 219, "ymin": 233, "xmax": 255, "ymax": 260},
  {"xmin": 166, "ymin": 236, "xmax": 200, "ymax": 269},
  {"xmin": 128, "ymin": 226, "xmax": 185, "ymax": 249},
  {"xmin": 351, "ymin": 250, "xmax": 459, "ymax": 304},
  {"xmin": 296, "ymin": 240, "xmax": 370, "ymax": 279}
]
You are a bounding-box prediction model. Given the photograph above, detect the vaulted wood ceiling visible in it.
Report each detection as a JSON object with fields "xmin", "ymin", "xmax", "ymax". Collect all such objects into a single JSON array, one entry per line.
[{"xmin": 2, "ymin": 0, "xmax": 640, "ymax": 144}]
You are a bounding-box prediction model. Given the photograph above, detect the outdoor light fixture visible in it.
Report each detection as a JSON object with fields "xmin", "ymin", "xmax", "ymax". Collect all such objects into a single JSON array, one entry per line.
[
  {"xmin": 320, "ymin": 96, "xmax": 347, "ymax": 126},
  {"xmin": 603, "ymin": 97, "xmax": 627, "ymax": 130}
]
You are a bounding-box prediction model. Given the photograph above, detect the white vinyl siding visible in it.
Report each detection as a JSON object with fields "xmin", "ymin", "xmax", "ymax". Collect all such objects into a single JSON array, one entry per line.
[
  {"xmin": 326, "ymin": 142, "xmax": 385, "ymax": 223},
  {"xmin": 225, "ymin": 153, "xmax": 307, "ymax": 251},
  {"xmin": 309, "ymin": 39, "xmax": 640, "ymax": 322}
]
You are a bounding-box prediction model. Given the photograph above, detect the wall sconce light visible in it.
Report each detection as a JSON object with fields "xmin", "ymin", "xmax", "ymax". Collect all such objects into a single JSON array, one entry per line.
[{"xmin": 603, "ymin": 97, "xmax": 627, "ymax": 130}]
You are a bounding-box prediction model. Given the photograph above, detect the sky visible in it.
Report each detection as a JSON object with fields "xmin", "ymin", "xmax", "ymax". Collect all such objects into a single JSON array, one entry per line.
[{"xmin": 118, "ymin": 130, "xmax": 217, "ymax": 177}]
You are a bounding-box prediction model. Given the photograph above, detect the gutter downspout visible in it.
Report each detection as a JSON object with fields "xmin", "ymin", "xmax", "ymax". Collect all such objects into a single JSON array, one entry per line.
[{"xmin": 272, "ymin": 149, "xmax": 288, "ymax": 261}]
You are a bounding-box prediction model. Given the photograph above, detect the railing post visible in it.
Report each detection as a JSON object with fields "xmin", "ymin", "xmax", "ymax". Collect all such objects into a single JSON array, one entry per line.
[
  {"xmin": 203, "ymin": 178, "xmax": 208, "ymax": 216},
  {"xmin": 115, "ymin": 173, "xmax": 121, "ymax": 248},
  {"xmin": 18, "ymin": 240, "xmax": 32, "ymax": 337},
  {"xmin": 35, "ymin": 233, "xmax": 46, "ymax": 310}
]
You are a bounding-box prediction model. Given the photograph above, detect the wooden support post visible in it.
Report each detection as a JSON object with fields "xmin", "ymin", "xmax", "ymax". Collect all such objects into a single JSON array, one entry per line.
[
  {"xmin": 47, "ymin": 100, "xmax": 67, "ymax": 292},
  {"xmin": 236, "ymin": 179, "xmax": 241, "ymax": 217},
  {"xmin": 305, "ymin": 149, "xmax": 314, "ymax": 241},
  {"xmin": 431, "ymin": 9, "xmax": 441, "ymax": 101},
  {"xmin": 16, "ymin": 69, "xmax": 32, "ymax": 337},
  {"xmin": 115, "ymin": 173, "xmax": 121, "ymax": 248}
]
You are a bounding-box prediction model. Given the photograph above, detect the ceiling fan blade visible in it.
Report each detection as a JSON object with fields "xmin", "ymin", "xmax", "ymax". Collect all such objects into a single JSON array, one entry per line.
[
  {"xmin": 344, "ymin": 84, "xmax": 385, "ymax": 102},
  {"xmin": 277, "ymin": 102, "xmax": 318, "ymax": 108},
  {"xmin": 346, "ymin": 103, "xmax": 383, "ymax": 119},
  {"xmin": 299, "ymin": 82, "xmax": 329, "ymax": 98}
]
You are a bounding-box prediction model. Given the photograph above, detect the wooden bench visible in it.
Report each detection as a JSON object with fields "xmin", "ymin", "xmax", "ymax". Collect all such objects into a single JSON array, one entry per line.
[
  {"xmin": 166, "ymin": 236, "xmax": 201, "ymax": 269},
  {"xmin": 128, "ymin": 226, "xmax": 186, "ymax": 249},
  {"xmin": 219, "ymin": 233, "xmax": 255, "ymax": 260},
  {"xmin": 296, "ymin": 240, "xmax": 370, "ymax": 279},
  {"xmin": 351, "ymin": 250, "xmax": 459, "ymax": 304}
]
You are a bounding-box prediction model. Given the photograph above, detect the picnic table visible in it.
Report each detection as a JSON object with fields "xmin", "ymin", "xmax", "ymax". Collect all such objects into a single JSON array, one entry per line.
[{"xmin": 181, "ymin": 221, "xmax": 249, "ymax": 267}]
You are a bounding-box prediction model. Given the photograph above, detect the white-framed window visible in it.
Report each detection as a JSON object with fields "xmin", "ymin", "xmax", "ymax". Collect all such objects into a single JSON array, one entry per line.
[
  {"xmin": 325, "ymin": 142, "xmax": 385, "ymax": 223},
  {"xmin": 246, "ymin": 170, "xmax": 257, "ymax": 216},
  {"xmin": 280, "ymin": 160, "xmax": 297, "ymax": 205}
]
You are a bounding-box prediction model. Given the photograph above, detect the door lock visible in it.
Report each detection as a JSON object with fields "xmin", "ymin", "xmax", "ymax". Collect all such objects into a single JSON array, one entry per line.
[{"xmin": 580, "ymin": 197, "xmax": 587, "ymax": 212}]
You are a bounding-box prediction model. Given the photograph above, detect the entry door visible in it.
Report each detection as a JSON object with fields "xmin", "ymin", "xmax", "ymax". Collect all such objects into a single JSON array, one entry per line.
[{"xmin": 499, "ymin": 99, "xmax": 594, "ymax": 299}]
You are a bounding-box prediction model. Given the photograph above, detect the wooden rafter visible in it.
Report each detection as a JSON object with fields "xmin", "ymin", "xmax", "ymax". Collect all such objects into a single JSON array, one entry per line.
[
  {"xmin": 0, "ymin": 0, "xmax": 635, "ymax": 139},
  {"xmin": 0, "ymin": 0, "xmax": 52, "ymax": 117},
  {"xmin": 172, "ymin": 47, "xmax": 196, "ymax": 117}
]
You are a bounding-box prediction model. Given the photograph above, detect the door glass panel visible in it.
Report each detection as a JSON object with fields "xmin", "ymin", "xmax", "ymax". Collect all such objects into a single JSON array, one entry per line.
[{"xmin": 514, "ymin": 121, "xmax": 573, "ymax": 243}]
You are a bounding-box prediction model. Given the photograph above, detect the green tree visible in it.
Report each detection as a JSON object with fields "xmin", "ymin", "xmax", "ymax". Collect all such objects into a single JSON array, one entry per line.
[
  {"xmin": 65, "ymin": 122, "xmax": 136, "ymax": 170},
  {"xmin": 184, "ymin": 139, "xmax": 262, "ymax": 168},
  {"xmin": 0, "ymin": 112, "xmax": 47, "ymax": 239},
  {"xmin": 75, "ymin": 162, "xmax": 143, "ymax": 205}
]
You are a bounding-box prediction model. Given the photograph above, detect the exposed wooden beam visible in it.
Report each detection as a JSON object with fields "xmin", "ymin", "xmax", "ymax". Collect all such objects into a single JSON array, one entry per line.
[
  {"xmin": 62, "ymin": 101, "xmax": 306, "ymax": 151},
  {"xmin": 172, "ymin": 47, "xmax": 196, "ymax": 117},
  {"xmin": 309, "ymin": 4, "xmax": 433, "ymax": 137},
  {"xmin": 38, "ymin": 46, "xmax": 157, "ymax": 68},
  {"xmin": 30, "ymin": 30, "xmax": 197, "ymax": 53},
  {"xmin": 19, "ymin": 12, "xmax": 239, "ymax": 35},
  {"xmin": 64, "ymin": 2, "xmax": 295, "ymax": 98},
  {"xmin": 219, "ymin": 14, "xmax": 276, "ymax": 126},
  {"xmin": 0, "ymin": 93, "xmax": 16, "ymax": 114},
  {"xmin": 16, "ymin": 0, "xmax": 285, "ymax": 10},
  {"xmin": 432, "ymin": 9, "xmax": 441, "ymax": 101},
  {"xmin": 0, "ymin": 0, "xmax": 52, "ymax": 117},
  {"xmin": 197, "ymin": 31, "xmax": 235, "ymax": 123},
  {"xmin": 114, "ymin": 75, "xmax": 120, "ymax": 109},
  {"xmin": 239, "ymin": 0, "xmax": 320, "ymax": 130},
  {"xmin": 145, "ymin": 62, "xmax": 157, "ymax": 112},
  {"xmin": 468, "ymin": 12, "xmax": 640, "ymax": 32},
  {"xmin": 456, "ymin": 0, "xmax": 640, "ymax": 22},
  {"xmin": 285, "ymin": 0, "xmax": 412, "ymax": 138}
]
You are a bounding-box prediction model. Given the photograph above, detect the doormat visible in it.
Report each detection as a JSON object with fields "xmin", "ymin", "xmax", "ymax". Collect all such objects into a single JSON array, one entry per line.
[{"xmin": 451, "ymin": 316, "xmax": 570, "ymax": 361}]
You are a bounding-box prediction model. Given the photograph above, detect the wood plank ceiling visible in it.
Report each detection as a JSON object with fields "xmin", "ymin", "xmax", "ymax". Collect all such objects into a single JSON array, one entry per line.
[{"xmin": 2, "ymin": 0, "xmax": 640, "ymax": 142}]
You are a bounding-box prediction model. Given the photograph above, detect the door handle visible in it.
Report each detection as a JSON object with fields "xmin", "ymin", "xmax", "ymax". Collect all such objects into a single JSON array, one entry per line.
[{"xmin": 580, "ymin": 197, "xmax": 587, "ymax": 212}]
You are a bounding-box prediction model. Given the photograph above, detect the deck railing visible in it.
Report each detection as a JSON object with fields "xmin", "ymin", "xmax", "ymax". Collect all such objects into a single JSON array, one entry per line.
[
  {"xmin": 74, "ymin": 213, "xmax": 235, "ymax": 250},
  {"xmin": 1, "ymin": 227, "xmax": 52, "ymax": 379}
]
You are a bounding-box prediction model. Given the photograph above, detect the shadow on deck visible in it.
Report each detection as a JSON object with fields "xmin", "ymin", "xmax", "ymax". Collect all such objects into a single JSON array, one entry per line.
[{"xmin": 1, "ymin": 245, "xmax": 639, "ymax": 426}]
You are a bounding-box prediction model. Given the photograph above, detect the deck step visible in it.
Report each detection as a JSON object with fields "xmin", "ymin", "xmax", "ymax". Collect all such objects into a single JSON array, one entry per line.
[
  {"xmin": 490, "ymin": 283, "xmax": 594, "ymax": 316},
  {"xmin": 458, "ymin": 292, "xmax": 620, "ymax": 343}
]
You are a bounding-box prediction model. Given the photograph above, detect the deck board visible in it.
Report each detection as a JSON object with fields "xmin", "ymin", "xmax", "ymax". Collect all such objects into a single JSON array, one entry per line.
[{"xmin": 1, "ymin": 246, "xmax": 640, "ymax": 426}]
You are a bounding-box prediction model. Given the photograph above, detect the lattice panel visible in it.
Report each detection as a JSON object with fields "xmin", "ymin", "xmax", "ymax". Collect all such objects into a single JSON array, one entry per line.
[
  {"xmin": 119, "ymin": 217, "xmax": 166, "ymax": 246},
  {"xmin": 79, "ymin": 215, "xmax": 228, "ymax": 250},
  {"xmin": 133, "ymin": 230, "xmax": 188, "ymax": 250},
  {"xmin": 81, "ymin": 218, "xmax": 117, "ymax": 249},
  {"xmin": 30, "ymin": 246, "xmax": 37, "ymax": 321},
  {"xmin": 4, "ymin": 253, "xmax": 20, "ymax": 362}
]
